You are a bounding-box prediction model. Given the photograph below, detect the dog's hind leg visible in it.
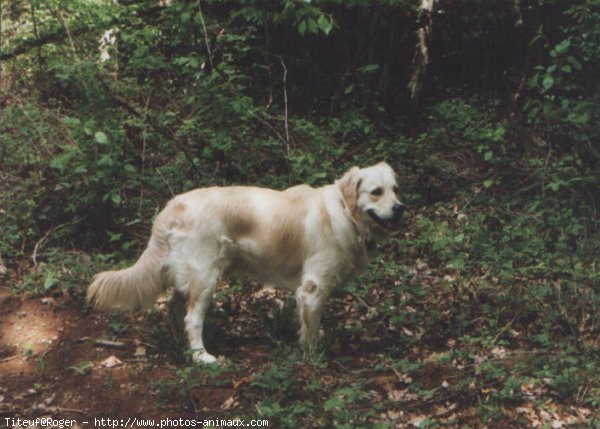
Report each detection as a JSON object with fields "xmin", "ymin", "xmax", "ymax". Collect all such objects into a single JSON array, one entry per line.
[
  {"xmin": 167, "ymin": 289, "xmax": 186, "ymax": 343},
  {"xmin": 182, "ymin": 265, "xmax": 221, "ymax": 364}
]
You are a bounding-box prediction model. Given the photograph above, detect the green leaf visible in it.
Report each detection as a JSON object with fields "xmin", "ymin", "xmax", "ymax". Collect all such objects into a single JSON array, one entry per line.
[
  {"xmin": 94, "ymin": 131, "xmax": 109, "ymax": 144},
  {"xmin": 324, "ymin": 396, "xmax": 344, "ymax": 411},
  {"xmin": 484, "ymin": 151, "xmax": 493, "ymax": 161},
  {"xmin": 344, "ymin": 83, "xmax": 355, "ymax": 95},
  {"xmin": 307, "ymin": 18, "xmax": 318, "ymax": 34},
  {"xmin": 23, "ymin": 343, "xmax": 35, "ymax": 356},
  {"xmin": 297, "ymin": 19, "xmax": 307, "ymax": 36},
  {"xmin": 567, "ymin": 56, "xmax": 582, "ymax": 71},
  {"xmin": 68, "ymin": 361, "xmax": 93, "ymax": 375},
  {"xmin": 44, "ymin": 270, "xmax": 58, "ymax": 290},
  {"xmin": 111, "ymin": 193, "xmax": 122, "ymax": 205},
  {"xmin": 450, "ymin": 256, "xmax": 465, "ymax": 269},
  {"xmin": 549, "ymin": 182, "xmax": 561, "ymax": 192},
  {"xmin": 180, "ymin": 11, "xmax": 191, "ymax": 23},
  {"xmin": 554, "ymin": 39, "xmax": 570, "ymax": 55},
  {"xmin": 317, "ymin": 15, "xmax": 332, "ymax": 35},
  {"xmin": 483, "ymin": 179, "xmax": 494, "ymax": 188},
  {"xmin": 62, "ymin": 116, "xmax": 81, "ymax": 127},
  {"xmin": 359, "ymin": 63, "xmax": 379, "ymax": 74},
  {"xmin": 97, "ymin": 154, "xmax": 114, "ymax": 166},
  {"xmin": 124, "ymin": 164, "xmax": 137, "ymax": 173},
  {"xmin": 542, "ymin": 75, "xmax": 554, "ymax": 91}
]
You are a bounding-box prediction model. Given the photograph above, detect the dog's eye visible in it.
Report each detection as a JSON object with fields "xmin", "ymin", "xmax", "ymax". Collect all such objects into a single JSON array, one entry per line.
[{"xmin": 371, "ymin": 188, "xmax": 383, "ymax": 196}]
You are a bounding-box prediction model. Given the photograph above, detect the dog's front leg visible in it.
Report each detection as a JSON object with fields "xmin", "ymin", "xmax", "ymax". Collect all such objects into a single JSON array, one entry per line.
[{"xmin": 295, "ymin": 279, "xmax": 329, "ymax": 346}]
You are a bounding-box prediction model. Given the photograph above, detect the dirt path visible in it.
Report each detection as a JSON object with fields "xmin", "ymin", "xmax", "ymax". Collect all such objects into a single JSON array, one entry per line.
[{"xmin": 0, "ymin": 286, "xmax": 238, "ymax": 423}]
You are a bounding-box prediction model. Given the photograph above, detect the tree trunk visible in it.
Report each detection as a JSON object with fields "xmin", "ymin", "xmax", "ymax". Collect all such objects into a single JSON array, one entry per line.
[{"xmin": 407, "ymin": 0, "xmax": 435, "ymax": 102}]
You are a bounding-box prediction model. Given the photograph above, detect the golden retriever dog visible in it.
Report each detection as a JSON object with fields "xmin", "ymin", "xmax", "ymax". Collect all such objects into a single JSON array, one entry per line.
[{"xmin": 87, "ymin": 162, "xmax": 404, "ymax": 363}]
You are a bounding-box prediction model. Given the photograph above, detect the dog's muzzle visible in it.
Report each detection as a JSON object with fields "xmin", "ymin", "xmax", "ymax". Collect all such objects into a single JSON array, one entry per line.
[{"xmin": 367, "ymin": 203, "xmax": 405, "ymax": 229}]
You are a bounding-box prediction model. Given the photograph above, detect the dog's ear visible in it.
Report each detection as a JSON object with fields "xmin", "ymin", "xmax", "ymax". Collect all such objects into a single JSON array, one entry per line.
[{"xmin": 336, "ymin": 166, "xmax": 362, "ymax": 211}]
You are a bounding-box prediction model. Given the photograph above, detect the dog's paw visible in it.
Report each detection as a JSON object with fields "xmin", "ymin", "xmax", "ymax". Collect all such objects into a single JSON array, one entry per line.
[{"xmin": 192, "ymin": 350, "xmax": 218, "ymax": 364}]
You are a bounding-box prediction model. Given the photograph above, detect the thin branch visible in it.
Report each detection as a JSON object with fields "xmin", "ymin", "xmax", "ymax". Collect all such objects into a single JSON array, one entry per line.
[
  {"xmin": 0, "ymin": 21, "xmax": 113, "ymax": 62},
  {"xmin": 138, "ymin": 92, "xmax": 153, "ymax": 215},
  {"xmin": 40, "ymin": 0, "xmax": 79, "ymax": 60},
  {"xmin": 279, "ymin": 56, "xmax": 290, "ymax": 154},
  {"xmin": 29, "ymin": 0, "xmax": 44, "ymax": 74},
  {"xmin": 32, "ymin": 220, "xmax": 80, "ymax": 268},
  {"xmin": 93, "ymin": 339, "xmax": 127, "ymax": 349},
  {"xmin": 492, "ymin": 307, "xmax": 524, "ymax": 343},
  {"xmin": 197, "ymin": 2, "xmax": 213, "ymax": 71},
  {"xmin": 156, "ymin": 168, "xmax": 176, "ymax": 197},
  {"xmin": 8, "ymin": 91, "xmax": 50, "ymax": 156},
  {"xmin": 246, "ymin": 109, "xmax": 287, "ymax": 145}
]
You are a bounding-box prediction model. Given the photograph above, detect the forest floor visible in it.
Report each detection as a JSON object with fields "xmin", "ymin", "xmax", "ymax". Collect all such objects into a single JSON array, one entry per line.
[{"xmin": 0, "ymin": 275, "xmax": 596, "ymax": 429}]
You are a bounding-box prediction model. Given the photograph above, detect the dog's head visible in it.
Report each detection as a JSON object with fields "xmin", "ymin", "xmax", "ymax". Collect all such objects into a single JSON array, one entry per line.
[{"xmin": 337, "ymin": 162, "xmax": 405, "ymax": 235}]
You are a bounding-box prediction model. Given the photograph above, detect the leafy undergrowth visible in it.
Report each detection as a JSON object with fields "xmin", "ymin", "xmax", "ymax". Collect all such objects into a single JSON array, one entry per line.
[{"xmin": 1, "ymin": 199, "xmax": 598, "ymax": 428}]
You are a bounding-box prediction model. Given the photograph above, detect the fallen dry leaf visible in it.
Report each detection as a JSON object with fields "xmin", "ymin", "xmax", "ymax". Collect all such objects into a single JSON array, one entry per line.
[
  {"xmin": 409, "ymin": 416, "xmax": 427, "ymax": 427},
  {"xmin": 232, "ymin": 375, "xmax": 252, "ymax": 390},
  {"xmin": 220, "ymin": 395, "xmax": 238, "ymax": 410},
  {"xmin": 101, "ymin": 356, "xmax": 123, "ymax": 368}
]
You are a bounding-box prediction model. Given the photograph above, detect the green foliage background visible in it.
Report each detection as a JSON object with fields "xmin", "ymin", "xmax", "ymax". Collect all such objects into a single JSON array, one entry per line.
[{"xmin": 1, "ymin": 0, "xmax": 599, "ymax": 425}]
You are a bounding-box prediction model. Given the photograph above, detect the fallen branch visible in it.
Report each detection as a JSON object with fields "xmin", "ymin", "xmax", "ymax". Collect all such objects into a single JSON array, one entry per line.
[
  {"xmin": 0, "ymin": 355, "xmax": 18, "ymax": 363},
  {"xmin": 31, "ymin": 220, "xmax": 81, "ymax": 268},
  {"xmin": 0, "ymin": 23, "xmax": 108, "ymax": 62},
  {"xmin": 93, "ymin": 339, "xmax": 127, "ymax": 349}
]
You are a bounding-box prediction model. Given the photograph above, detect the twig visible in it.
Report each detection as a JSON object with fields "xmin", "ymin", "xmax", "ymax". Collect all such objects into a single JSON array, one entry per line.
[
  {"xmin": 41, "ymin": 0, "xmax": 78, "ymax": 60},
  {"xmin": 197, "ymin": 2, "xmax": 213, "ymax": 71},
  {"xmin": 138, "ymin": 92, "xmax": 153, "ymax": 215},
  {"xmin": 493, "ymin": 306, "xmax": 524, "ymax": 343},
  {"xmin": 93, "ymin": 339, "xmax": 127, "ymax": 349},
  {"xmin": 351, "ymin": 292, "xmax": 374, "ymax": 310},
  {"xmin": 279, "ymin": 56, "xmax": 290, "ymax": 154},
  {"xmin": 29, "ymin": 0, "xmax": 44, "ymax": 75},
  {"xmin": 247, "ymin": 109, "xmax": 287, "ymax": 145},
  {"xmin": 40, "ymin": 0, "xmax": 89, "ymax": 95},
  {"xmin": 32, "ymin": 220, "xmax": 79, "ymax": 268},
  {"xmin": 9, "ymin": 91, "xmax": 50, "ymax": 156},
  {"xmin": 156, "ymin": 168, "xmax": 176, "ymax": 197},
  {"xmin": 0, "ymin": 355, "xmax": 18, "ymax": 363}
]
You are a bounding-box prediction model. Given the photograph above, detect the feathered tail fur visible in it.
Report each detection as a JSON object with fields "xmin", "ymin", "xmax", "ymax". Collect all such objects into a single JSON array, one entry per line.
[{"xmin": 87, "ymin": 234, "xmax": 169, "ymax": 311}]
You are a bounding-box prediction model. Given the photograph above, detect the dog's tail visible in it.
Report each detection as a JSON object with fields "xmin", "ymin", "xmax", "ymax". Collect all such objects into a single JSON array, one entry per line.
[{"xmin": 87, "ymin": 233, "xmax": 169, "ymax": 311}]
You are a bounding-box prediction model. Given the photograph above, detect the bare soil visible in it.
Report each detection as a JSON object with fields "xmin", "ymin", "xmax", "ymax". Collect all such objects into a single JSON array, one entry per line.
[{"xmin": 0, "ymin": 284, "xmax": 252, "ymax": 424}]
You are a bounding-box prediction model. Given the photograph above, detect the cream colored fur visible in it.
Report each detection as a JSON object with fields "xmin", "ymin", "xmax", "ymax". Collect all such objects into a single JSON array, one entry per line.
[{"xmin": 87, "ymin": 162, "xmax": 403, "ymax": 363}]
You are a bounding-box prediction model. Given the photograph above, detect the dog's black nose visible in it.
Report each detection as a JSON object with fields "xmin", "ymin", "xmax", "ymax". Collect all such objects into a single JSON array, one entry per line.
[{"xmin": 392, "ymin": 203, "xmax": 405, "ymax": 219}]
